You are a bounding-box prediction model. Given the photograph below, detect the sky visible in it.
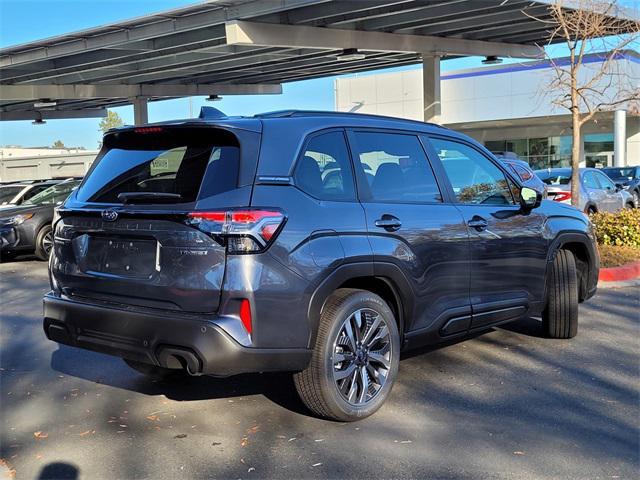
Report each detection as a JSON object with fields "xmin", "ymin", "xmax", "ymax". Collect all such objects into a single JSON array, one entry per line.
[{"xmin": 0, "ymin": 0, "xmax": 637, "ymax": 149}]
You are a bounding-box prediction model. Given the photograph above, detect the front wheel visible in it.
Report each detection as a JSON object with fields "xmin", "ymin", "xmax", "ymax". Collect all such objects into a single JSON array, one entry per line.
[
  {"xmin": 542, "ymin": 249, "xmax": 578, "ymax": 339},
  {"xmin": 632, "ymin": 190, "xmax": 639, "ymax": 208},
  {"xmin": 294, "ymin": 289, "xmax": 400, "ymax": 421},
  {"xmin": 34, "ymin": 225, "xmax": 53, "ymax": 261}
]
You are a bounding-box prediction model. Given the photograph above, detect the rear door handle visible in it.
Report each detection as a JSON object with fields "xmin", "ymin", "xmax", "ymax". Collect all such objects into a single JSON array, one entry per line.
[
  {"xmin": 375, "ymin": 215, "xmax": 402, "ymax": 231},
  {"xmin": 467, "ymin": 216, "xmax": 488, "ymax": 231}
]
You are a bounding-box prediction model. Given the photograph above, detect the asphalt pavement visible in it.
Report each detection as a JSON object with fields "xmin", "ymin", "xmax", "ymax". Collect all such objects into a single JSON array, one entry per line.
[{"xmin": 1, "ymin": 257, "xmax": 638, "ymax": 479}]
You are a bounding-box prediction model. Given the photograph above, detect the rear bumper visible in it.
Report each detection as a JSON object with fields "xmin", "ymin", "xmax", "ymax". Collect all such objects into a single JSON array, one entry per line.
[{"xmin": 43, "ymin": 292, "xmax": 311, "ymax": 377}]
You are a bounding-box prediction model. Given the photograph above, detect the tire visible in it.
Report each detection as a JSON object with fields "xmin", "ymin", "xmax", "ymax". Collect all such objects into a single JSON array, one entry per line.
[
  {"xmin": 542, "ymin": 249, "xmax": 578, "ymax": 339},
  {"xmin": 34, "ymin": 225, "xmax": 53, "ymax": 261},
  {"xmin": 294, "ymin": 288, "xmax": 400, "ymax": 421},
  {"xmin": 123, "ymin": 359, "xmax": 187, "ymax": 381},
  {"xmin": 585, "ymin": 205, "xmax": 597, "ymax": 215},
  {"xmin": 625, "ymin": 202, "xmax": 634, "ymax": 210},
  {"xmin": 632, "ymin": 190, "xmax": 639, "ymax": 208}
]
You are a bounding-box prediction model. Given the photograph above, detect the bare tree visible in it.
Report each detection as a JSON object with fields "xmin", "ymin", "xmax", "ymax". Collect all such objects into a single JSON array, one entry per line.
[{"xmin": 528, "ymin": 0, "xmax": 639, "ymax": 207}]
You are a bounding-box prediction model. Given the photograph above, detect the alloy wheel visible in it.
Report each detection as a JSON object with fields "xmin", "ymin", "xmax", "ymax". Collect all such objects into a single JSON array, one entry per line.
[
  {"xmin": 42, "ymin": 230, "xmax": 53, "ymax": 256},
  {"xmin": 332, "ymin": 308, "xmax": 392, "ymax": 406}
]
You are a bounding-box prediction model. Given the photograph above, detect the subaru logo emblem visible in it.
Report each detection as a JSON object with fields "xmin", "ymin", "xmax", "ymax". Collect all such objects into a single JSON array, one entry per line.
[{"xmin": 102, "ymin": 209, "xmax": 118, "ymax": 222}]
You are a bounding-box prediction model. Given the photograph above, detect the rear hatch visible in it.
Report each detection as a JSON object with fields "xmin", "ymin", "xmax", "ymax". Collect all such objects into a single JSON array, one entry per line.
[{"xmin": 51, "ymin": 125, "xmax": 255, "ymax": 313}]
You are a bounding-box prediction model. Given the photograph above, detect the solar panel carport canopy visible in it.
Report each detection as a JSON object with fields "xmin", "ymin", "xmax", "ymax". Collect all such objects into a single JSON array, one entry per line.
[{"xmin": 0, "ymin": 0, "xmax": 633, "ymax": 123}]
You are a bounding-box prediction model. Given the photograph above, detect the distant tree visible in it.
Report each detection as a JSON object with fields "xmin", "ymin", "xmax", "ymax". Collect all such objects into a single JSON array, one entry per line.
[
  {"xmin": 52, "ymin": 139, "xmax": 66, "ymax": 149},
  {"xmin": 528, "ymin": 0, "xmax": 640, "ymax": 208},
  {"xmin": 98, "ymin": 110, "xmax": 124, "ymax": 134}
]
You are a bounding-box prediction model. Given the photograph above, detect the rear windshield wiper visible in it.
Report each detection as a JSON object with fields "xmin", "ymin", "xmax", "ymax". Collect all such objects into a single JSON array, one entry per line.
[{"xmin": 117, "ymin": 192, "xmax": 183, "ymax": 204}]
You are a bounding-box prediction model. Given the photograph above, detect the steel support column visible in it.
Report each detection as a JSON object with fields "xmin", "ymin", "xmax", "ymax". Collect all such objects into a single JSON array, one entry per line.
[
  {"xmin": 132, "ymin": 96, "xmax": 148, "ymax": 125},
  {"xmin": 422, "ymin": 55, "xmax": 441, "ymax": 123}
]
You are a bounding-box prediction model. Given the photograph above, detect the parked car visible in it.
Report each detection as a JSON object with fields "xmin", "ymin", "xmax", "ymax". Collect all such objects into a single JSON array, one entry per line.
[
  {"xmin": 496, "ymin": 157, "xmax": 547, "ymax": 198},
  {"xmin": 0, "ymin": 179, "xmax": 80, "ymax": 260},
  {"xmin": 43, "ymin": 110, "xmax": 599, "ymax": 421},
  {"xmin": 600, "ymin": 166, "xmax": 640, "ymax": 207},
  {"xmin": 0, "ymin": 179, "xmax": 62, "ymax": 209},
  {"xmin": 535, "ymin": 167, "xmax": 634, "ymax": 214}
]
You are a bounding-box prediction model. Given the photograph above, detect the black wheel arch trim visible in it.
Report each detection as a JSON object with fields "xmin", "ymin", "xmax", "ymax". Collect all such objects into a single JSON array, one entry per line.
[
  {"xmin": 544, "ymin": 231, "xmax": 599, "ymax": 304},
  {"xmin": 305, "ymin": 262, "xmax": 414, "ymax": 349}
]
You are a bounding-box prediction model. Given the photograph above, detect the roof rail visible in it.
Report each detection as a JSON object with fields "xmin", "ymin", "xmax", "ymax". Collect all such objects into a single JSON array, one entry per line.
[{"xmin": 253, "ymin": 109, "xmax": 444, "ymax": 128}]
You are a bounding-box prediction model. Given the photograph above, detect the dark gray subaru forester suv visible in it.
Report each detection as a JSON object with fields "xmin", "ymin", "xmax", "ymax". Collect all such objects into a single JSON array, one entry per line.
[{"xmin": 44, "ymin": 110, "xmax": 599, "ymax": 421}]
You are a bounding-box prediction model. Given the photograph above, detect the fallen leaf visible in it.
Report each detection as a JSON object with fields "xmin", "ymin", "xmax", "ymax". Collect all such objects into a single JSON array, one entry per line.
[
  {"xmin": 78, "ymin": 430, "xmax": 94, "ymax": 437},
  {"xmin": 513, "ymin": 451, "xmax": 525, "ymax": 456},
  {"xmin": 174, "ymin": 434, "xmax": 187, "ymax": 439},
  {"xmin": 248, "ymin": 467, "xmax": 255, "ymax": 473},
  {"xmin": 247, "ymin": 425, "xmax": 260, "ymax": 434},
  {"xmin": 33, "ymin": 432, "xmax": 48, "ymax": 439},
  {"xmin": 146, "ymin": 415, "xmax": 159, "ymax": 421},
  {"xmin": 241, "ymin": 437, "xmax": 249, "ymax": 447}
]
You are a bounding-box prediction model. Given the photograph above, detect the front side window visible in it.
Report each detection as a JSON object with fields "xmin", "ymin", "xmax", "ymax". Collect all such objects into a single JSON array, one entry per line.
[
  {"xmin": 24, "ymin": 181, "xmax": 80, "ymax": 206},
  {"xmin": 431, "ymin": 137, "xmax": 514, "ymax": 205},
  {"xmin": 20, "ymin": 184, "xmax": 50, "ymax": 203},
  {"xmin": 351, "ymin": 132, "xmax": 441, "ymax": 203},
  {"xmin": 595, "ymin": 171, "xmax": 616, "ymax": 190},
  {"xmin": 294, "ymin": 131, "xmax": 355, "ymax": 201}
]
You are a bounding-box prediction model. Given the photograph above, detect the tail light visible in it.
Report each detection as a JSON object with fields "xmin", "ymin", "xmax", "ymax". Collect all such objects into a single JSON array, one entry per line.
[
  {"xmin": 187, "ymin": 208, "xmax": 285, "ymax": 254},
  {"xmin": 551, "ymin": 192, "xmax": 572, "ymax": 202}
]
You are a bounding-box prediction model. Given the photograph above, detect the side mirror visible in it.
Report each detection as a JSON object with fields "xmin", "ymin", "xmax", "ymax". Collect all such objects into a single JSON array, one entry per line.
[{"xmin": 520, "ymin": 186, "xmax": 541, "ymax": 210}]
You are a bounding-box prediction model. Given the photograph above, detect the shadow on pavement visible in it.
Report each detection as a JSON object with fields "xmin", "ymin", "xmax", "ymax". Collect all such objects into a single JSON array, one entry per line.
[
  {"xmin": 37, "ymin": 462, "xmax": 80, "ymax": 479},
  {"xmin": 50, "ymin": 345, "xmax": 310, "ymax": 415}
]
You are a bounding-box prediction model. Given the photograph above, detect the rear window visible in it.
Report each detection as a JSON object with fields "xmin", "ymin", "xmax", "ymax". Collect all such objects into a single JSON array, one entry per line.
[
  {"xmin": 602, "ymin": 167, "xmax": 635, "ymax": 180},
  {"xmin": 76, "ymin": 128, "xmax": 240, "ymax": 204},
  {"xmin": 536, "ymin": 171, "xmax": 571, "ymax": 185}
]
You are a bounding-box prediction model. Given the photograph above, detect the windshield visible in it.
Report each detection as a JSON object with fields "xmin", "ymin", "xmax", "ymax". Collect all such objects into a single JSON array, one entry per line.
[
  {"xmin": 602, "ymin": 168, "xmax": 635, "ymax": 180},
  {"xmin": 75, "ymin": 127, "xmax": 240, "ymax": 204},
  {"xmin": 535, "ymin": 171, "xmax": 571, "ymax": 185},
  {"xmin": 24, "ymin": 181, "xmax": 80, "ymax": 206},
  {"xmin": 0, "ymin": 186, "xmax": 24, "ymax": 204}
]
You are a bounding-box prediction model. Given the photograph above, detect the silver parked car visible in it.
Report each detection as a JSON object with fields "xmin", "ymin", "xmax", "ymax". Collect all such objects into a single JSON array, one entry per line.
[{"xmin": 535, "ymin": 168, "xmax": 634, "ymax": 214}]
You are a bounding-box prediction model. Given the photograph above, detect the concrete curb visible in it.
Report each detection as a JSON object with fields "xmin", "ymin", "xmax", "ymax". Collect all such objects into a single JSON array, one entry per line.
[
  {"xmin": 598, "ymin": 261, "xmax": 640, "ymax": 283},
  {"xmin": 598, "ymin": 278, "xmax": 640, "ymax": 289}
]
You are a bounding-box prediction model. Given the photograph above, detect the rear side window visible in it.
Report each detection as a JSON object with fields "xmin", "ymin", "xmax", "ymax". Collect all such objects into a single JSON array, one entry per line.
[
  {"xmin": 595, "ymin": 171, "xmax": 616, "ymax": 190},
  {"xmin": 294, "ymin": 131, "xmax": 355, "ymax": 201},
  {"xmin": 76, "ymin": 128, "xmax": 239, "ymax": 204},
  {"xmin": 351, "ymin": 132, "xmax": 442, "ymax": 203},
  {"xmin": 431, "ymin": 137, "xmax": 514, "ymax": 205},
  {"xmin": 584, "ymin": 172, "xmax": 600, "ymax": 189},
  {"xmin": 0, "ymin": 186, "xmax": 23, "ymax": 204}
]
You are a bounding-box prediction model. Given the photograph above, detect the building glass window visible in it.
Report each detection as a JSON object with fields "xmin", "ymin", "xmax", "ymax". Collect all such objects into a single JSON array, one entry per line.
[
  {"xmin": 506, "ymin": 138, "xmax": 528, "ymax": 159},
  {"xmin": 584, "ymin": 133, "xmax": 614, "ymax": 168},
  {"xmin": 485, "ymin": 132, "xmax": 614, "ymax": 169}
]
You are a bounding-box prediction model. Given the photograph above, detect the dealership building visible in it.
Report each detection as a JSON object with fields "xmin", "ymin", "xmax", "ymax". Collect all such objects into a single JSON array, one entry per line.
[{"xmin": 336, "ymin": 50, "xmax": 639, "ymax": 169}]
